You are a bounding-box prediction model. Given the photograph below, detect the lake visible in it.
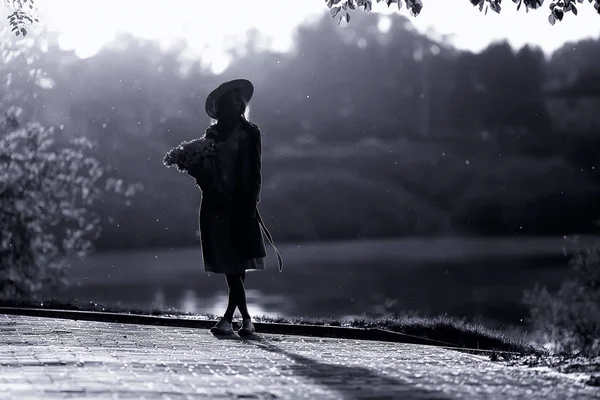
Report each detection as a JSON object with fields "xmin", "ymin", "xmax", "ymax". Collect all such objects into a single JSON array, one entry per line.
[{"xmin": 57, "ymin": 236, "xmax": 599, "ymax": 328}]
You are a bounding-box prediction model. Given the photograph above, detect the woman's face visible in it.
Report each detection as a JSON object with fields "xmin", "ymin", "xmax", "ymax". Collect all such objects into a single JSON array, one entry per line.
[{"xmin": 217, "ymin": 91, "xmax": 245, "ymax": 120}]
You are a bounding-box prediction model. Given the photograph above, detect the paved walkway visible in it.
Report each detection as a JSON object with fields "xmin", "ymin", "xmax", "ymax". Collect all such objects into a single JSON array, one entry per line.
[{"xmin": 0, "ymin": 314, "xmax": 598, "ymax": 399}]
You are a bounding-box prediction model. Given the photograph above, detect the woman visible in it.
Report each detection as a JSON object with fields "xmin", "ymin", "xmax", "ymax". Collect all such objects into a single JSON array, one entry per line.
[{"xmin": 165, "ymin": 79, "xmax": 282, "ymax": 337}]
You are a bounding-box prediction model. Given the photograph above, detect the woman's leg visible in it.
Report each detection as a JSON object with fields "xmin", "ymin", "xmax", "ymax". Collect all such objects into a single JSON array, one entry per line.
[
  {"xmin": 236, "ymin": 271, "xmax": 250, "ymax": 319},
  {"xmin": 223, "ymin": 274, "xmax": 237, "ymax": 323},
  {"xmin": 223, "ymin": 272, "xmax": 249, "ymax": 322}
]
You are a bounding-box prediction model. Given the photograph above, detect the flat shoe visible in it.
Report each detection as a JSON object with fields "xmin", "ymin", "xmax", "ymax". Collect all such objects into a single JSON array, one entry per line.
[
  {"xmin": 210, "ymin": 318, "xmax": 234, "ymax": 335},
  {"xmin": 238, "ymin": 318, "xmax": 256, "ymax": 336}
]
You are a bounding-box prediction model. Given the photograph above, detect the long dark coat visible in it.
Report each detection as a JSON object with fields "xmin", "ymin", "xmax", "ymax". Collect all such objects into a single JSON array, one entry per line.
[{"xmin": 187, "ymin": 120, "xmax": 274, "ymax": 272}]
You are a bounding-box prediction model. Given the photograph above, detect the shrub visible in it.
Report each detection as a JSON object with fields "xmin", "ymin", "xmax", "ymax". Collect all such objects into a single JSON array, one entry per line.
[
  {"xmin": 0, "ymin": 107, "xmax": 140, "ymax": 299},
  {"xmin": 523, "ymin": 243, "xmax": 600, "ymax": 355}
]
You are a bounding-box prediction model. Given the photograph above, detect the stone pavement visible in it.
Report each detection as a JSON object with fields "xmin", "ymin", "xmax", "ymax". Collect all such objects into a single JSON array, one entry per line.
[{"xmin": 0, "ymin": 314, "xmax": 598, "ymax": 400}]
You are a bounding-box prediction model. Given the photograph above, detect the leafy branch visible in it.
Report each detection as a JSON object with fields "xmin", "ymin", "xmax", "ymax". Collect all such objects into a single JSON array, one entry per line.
[
  {"xmin": 4, "ymin": 0, "xmax": 38, "ymax": 37},
  {"xmin": 0, "ymin": 107, "xmax": 142, "ymax": 299},
  {"xmin": 325, "ymin": 0, "xmax": 600, "ymax": 25}
]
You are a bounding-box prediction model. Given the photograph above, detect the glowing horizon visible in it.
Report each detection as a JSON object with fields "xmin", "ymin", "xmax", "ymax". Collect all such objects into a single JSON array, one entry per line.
[{"xmin": 23, "ymin": 0, "xmax": 600, "ymax": 74}]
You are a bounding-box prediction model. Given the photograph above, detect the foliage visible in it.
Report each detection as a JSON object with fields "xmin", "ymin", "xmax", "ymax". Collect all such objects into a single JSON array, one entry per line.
[
  {"xmin": 0, "ymin": 13, "xmax": 596, "ymax": 249},
  {"xmin": 0, "ymin": 25, "xmax": 143, "ymax": 298},
  {"xmin": 0, "ymin": 107, "xmax": 140, "ymax": 299},
  {"xmin": 325, "ymin": 0, "xmax": 600, "ymax": 25},
  {"xmin": 262, "ymin": 167, "xmax": 452, "ymax": 240},
  {"xmin": 523, "ymin": 243, "xmax": 600, "ymax": 356},
  {"xmin": 32, "ymin": 14, "xmax": 596, "ymax": 248},
  {"xmin": 4, "ymin": 0, "xmax": 37, "ymax": 37},
  {"xmin": 2, "ymin": 0, "xmax": 600, "ymax": 36}
]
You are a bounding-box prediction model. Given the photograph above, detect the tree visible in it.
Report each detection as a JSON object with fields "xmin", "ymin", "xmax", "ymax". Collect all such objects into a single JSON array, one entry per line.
[
  {"xmin": 446, "ymin": 42, "xmax": 550, "ymax": 135},
  {"xmin": 0, "ymin": 30, "xmax": 140, "ymax": 299},
  {"xmin": 547, "ymin": 38, "xmax": 600, "ymax": 85},
  {"xmin": 523, "ymin": 245, "xmax": 600, "ymax": 355},
  {"xmin": 0, "ymin": 109, "xmax": 142, "ymax": 299},
  {"xmin": 1, "ymin": 111, "xmax": 102, "ymax": 298},
  {"xmin": 326, "ymin": 0, "xmax": 600, "ymax": 25}
]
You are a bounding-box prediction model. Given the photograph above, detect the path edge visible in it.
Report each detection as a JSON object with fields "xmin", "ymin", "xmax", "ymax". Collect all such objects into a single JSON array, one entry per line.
[{"xmin": 0, "ymin": 306, "xmax": 523, "ymax": 356}]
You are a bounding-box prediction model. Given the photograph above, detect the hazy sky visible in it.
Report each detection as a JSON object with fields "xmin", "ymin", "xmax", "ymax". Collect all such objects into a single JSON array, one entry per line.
[{"xmin": 34, "ymin": 0, "xmax": 600, "ymax": 73}]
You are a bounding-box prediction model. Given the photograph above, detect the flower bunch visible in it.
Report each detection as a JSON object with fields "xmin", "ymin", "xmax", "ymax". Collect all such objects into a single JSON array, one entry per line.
[{"xmin": 163, "ymin": 136, "xmax": 219, "ymax": 174}]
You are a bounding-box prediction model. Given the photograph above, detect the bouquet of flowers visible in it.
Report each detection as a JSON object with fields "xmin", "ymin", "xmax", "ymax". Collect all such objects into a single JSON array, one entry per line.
[{"xmin": 163, "ymin": 135, "xmax": 219, "ymax": 174}]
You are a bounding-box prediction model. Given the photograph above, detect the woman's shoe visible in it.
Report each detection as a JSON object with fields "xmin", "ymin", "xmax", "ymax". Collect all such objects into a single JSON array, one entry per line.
[
  {"xmin": 210, "ymin": 318, "xmax": 234, "ymax": 335},
  {"xmin": 238, "ymin": 317, "xmax": 256, "ymax": 337}
]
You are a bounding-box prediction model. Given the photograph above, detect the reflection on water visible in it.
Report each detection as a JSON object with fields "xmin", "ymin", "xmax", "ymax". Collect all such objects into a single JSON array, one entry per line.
[
  {"xmin": 60, "ymin": 237, "xmax": 595, "ymax": 327},
  {"xmin": 149, "ymin": 288, "xmax": 291, "ymax": 319},
  {"xmin": 179, "ymin": 290, "xmax": 197, "ymax": 314},
  {"xmin": 204, "ymin": 289, "xmax": 290, "ymax": 319},
  {"xmin": 153, "ymin": 288, "xmax": 166, "ymax": 310}
]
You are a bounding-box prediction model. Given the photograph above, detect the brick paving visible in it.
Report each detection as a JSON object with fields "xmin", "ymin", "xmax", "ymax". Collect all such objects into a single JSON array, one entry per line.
[{"xmin": 0, "ymin": 314, "xmax": 598, "ymax": 399}]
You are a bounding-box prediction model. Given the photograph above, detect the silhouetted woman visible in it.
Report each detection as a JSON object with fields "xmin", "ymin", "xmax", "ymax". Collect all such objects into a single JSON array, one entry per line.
[{"xmin": 163, "ymin": 79, "xmax": 282, "ymax": 336}]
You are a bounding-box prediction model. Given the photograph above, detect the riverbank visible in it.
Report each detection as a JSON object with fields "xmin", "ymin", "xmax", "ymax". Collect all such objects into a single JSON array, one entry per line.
[{"xmin": 60, "ymin": 236, "xmax": 600, "ymax": 327}]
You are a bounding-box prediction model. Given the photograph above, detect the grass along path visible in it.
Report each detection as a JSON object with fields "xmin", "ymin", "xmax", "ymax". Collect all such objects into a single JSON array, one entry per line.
[{"xmin": 0, "ymin": 298, "xmax": 533, "ymax": 354}]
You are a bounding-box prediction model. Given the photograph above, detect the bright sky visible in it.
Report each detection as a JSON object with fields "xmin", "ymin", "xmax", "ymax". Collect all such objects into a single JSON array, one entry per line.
[{"xmin": 33, "ymin": 0, "xmax": 600, "ymax": 74}]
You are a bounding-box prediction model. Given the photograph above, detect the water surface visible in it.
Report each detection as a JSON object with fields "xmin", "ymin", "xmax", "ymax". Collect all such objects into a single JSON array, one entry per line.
[{"xmin": 58, "ymin": 236, "xmax": 597, "ymax": 326}]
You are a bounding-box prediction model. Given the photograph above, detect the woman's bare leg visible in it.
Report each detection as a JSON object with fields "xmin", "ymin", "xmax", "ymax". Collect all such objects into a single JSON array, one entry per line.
[{"xmin": 223, "ymin": 272, "xmax": 249, "ymax": 322}]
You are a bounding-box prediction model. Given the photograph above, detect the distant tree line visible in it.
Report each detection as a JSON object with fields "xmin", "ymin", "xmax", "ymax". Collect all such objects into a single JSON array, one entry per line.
[{"xmin": 1, "ymin": 11, "xmax": 599, "ymax": 252}]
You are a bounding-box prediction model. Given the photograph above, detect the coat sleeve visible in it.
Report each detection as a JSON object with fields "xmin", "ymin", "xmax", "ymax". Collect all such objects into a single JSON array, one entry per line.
[{"xmin": 238, "ymin": 125, "xmax": 262, "ymax": 213}]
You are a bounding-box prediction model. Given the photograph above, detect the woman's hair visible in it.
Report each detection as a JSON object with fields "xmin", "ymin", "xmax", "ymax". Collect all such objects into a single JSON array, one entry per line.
[{"xmin": 209, "ymin": 90, "xmax": 251, "ymax": 126}]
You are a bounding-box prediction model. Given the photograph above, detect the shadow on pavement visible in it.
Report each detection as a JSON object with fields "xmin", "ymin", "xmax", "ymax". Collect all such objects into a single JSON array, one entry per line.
[
  {"xmin": 211, "ymin": 334, "xmax": 240, "ymax": 340},
  {"xmin": 249, "ymin": 339, "xmax": 450, "ymax": 400},
  {"xmin": 210, "ymin": 330, "xmax": 262, "ymax": 341}
]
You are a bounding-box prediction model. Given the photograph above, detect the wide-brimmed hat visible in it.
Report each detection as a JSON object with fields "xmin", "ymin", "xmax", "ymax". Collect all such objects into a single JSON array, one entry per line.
[{"xmin": 205, "ymin": 79, "xmax": 254, "ymax": 119}]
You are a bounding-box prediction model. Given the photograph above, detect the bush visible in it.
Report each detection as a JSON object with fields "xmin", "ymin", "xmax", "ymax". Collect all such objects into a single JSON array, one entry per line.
[
  {"xmin": 523, "ymin": 243, "xmax": 600, "ymax": 355},
  {"xmin": 0, "ymin": 107, "xmax": 139, "ymax": 299}
]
